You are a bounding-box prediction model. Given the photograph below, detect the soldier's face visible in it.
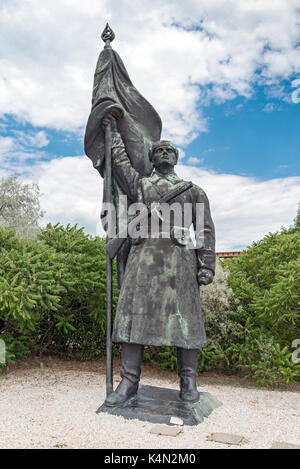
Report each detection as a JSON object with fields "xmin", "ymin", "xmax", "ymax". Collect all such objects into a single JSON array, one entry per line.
[{"xmin": 152, "ymin": 145, "xmax": 177, "ymax": 168}]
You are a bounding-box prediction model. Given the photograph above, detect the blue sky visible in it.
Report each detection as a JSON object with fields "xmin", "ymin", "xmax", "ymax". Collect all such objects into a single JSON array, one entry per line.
[
  {"xmin": 0, "ymin": 0, "xmax": 300, "ymax": 250},
  {"xmin": 185, "ymin": 86, "xmax": 300, "ymax": 180},
  {"xmin": 0, "ymin": 116, "xmax": 83, "ymax": 159}
]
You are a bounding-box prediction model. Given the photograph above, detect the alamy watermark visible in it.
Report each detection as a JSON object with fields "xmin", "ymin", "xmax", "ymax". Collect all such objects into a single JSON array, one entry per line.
[
  {"xmin": 291, "ymin": 339, "xmax": 300, "ymax": 364},
  {"xmin": 99, "ymin": 197, "xmax": 205, "ymax": 249},
  {"xmin": 0, "ymin": 339, "xmax": 5, "ymax": 365},
  {"xmin": 291, "ymin": 79, "xmax": 300, "ymax": 104}
]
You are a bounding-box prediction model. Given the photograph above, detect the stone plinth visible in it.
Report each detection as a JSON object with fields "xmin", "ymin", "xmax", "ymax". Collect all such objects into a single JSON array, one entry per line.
[{"xmin": 97, "ymin": 384, "xmax": 222, "ymax": 426}]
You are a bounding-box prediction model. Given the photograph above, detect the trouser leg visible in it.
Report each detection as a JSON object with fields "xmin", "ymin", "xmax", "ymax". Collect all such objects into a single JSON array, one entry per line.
[
  {"xmin": 177, "ymin": 347, "xmax": 200, "ymax": 403},
  {"xmin": 105, "ymin": 343, "xmax": 144, "ymax": 407}
]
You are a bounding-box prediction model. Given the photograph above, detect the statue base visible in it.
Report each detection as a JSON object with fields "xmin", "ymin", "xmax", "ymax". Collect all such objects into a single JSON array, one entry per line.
[{"xmin": 97, "ymin": 384, "xmax": 222, "ymax": 426}]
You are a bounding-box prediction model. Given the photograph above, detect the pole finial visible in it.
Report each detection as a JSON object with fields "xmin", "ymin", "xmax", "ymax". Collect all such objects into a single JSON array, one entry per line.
[{"xmin": 101, "ymin": 23, "xmax": 115, "ymax": 49}]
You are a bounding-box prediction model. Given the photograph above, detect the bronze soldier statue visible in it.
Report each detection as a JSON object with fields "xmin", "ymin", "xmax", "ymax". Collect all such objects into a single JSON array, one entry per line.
[{"xmin": 101, "ymin": 114, "xmax": 216, "ymax": 407}]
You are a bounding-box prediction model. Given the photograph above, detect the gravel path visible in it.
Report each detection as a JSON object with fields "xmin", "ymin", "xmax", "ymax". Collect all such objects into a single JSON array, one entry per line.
[{"xmin": 0, "ymin": 358, "xmax": 299, "ymax": 449}]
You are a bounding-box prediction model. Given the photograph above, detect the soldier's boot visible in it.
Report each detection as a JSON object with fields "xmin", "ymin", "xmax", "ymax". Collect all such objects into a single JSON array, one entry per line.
[
  {"xmin": 104, "ymin": 343, "xmax": 144, "ymax": 407},
  {"xmin": 177, "ymin": 348, "xmax": 200, "ymax": 403}
]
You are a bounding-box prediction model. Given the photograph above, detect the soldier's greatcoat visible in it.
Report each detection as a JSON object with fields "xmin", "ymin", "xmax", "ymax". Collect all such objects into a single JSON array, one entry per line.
[{"xmin": 110, "ymin": 133, "xmax": 216, "ymax": 349}]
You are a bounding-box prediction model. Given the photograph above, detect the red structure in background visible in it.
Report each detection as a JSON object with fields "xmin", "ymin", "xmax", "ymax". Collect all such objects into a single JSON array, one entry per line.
[{"xmin": 216, "ymin": 251, "xmax": 242, "ymax": 259}]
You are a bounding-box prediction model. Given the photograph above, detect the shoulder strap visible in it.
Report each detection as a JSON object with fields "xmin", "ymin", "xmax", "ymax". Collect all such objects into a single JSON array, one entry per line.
[{"xmin": 158, "ymin": 181, "xmax": 193, "ymax": 204}]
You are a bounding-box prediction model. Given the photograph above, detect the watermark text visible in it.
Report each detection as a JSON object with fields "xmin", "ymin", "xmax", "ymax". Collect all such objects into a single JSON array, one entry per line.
[
  {"xmin": 292, "ymin": 339, "xmax": 300, "ymax": 364},
  {"xmin": 291, "ymin": 79, "xmax": 300, "ymax": 104},
  {"xmin": 99, "ymin": 198, "xmax": 205, "ymax": 249},
  {"xmin": 0, "ymin": 339, "xmax": 5, "ymax": 365}
]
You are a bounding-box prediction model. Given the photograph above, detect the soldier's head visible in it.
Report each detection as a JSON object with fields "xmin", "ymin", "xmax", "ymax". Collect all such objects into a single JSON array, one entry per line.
[{"xmin": 149, "ymin": 140, "xmax": 179, "ymax": 170}]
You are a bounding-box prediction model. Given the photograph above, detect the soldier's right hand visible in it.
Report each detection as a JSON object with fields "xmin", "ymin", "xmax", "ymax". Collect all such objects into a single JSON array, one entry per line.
[
  {"xmin": 101, "ymin": 113, "xmax": 118, "ymax": 132},
  {"xmin": 197, "ymin": 268, "xmax": 214, "ymax": 286}
]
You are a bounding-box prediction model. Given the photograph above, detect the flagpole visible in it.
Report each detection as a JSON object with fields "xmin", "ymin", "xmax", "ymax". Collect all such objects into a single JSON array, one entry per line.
[
  {"xmin": 85, "ymin": 22, "xmax": 161, "ymax": 399},
  {"xmin": 105, "ymin": 121, "xmax": 113, "ymax": 397},
  {"xmin": 102, "ymin": 23, "xmax": 115, "ymax": 397}
]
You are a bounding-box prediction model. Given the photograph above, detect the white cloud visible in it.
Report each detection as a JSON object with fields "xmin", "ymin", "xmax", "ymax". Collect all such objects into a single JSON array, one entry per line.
[
  {"xmin": 19, "ymin": 155, "xmax": 300, "ymax": 251},
  {"xmin": 177, "ymin": 148, "xmax": 185, "ymax": 161},
  {"xmin": 0, "ymin": 131, "xmax": 48, "ymax": 171},
  {"xmin": 0, "ymin": 136, "xmax": 15, "ymax": 156},
  {"xmin": 186, "ymin": 156, "xmax": 204, "ymax": 165},
  {"xmin": 177, "ymin": 164, "xmax": 300, "ymax": 250},
  {"xmin": 31, "ymin": 156, "xmax": 103, "ymax": 236},
  {"xmin": 262, "ymin": 102, "xmax": 276, "ymax": 112},
  {"xmin": 0, "ymin": 0, "xmax": 299, "ymax": 145},
  {"xmin": 12, "ymin": 130, "xmax": 50, "ymax": 148}
]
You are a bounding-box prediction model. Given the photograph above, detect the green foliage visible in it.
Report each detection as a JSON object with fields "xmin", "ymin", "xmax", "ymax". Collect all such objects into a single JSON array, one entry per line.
[
  {"xmin": 34, "ymin": 223, "xmax": 118, "ymax": 360},
  {"xmin": 0, "ymin": 223, "xmax": 118, "ymax": 366},
  {"xmin": 228, "ymin": 230, "xmax": 300, "ymax": 344},
  {"xmin": 0, "ymin": 225, "xmax": 69, "ymax": 333},
  {"xmin": 225, "ymin": 229, "xmax": 300, "ymax": 385},
  {"xmin": 227, "ymin": 328, "xmax": 299, "ymax": 386}
]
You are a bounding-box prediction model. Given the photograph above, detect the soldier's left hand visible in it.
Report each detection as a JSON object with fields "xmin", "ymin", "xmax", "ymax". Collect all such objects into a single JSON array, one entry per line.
[{"xmin": 197, "ymin": 268, "xmax": 213, "ymax": 286}]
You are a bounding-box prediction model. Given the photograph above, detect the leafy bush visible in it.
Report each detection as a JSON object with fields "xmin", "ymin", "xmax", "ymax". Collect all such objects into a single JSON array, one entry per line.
[
  {"xmin": 226, "ymin": 229, "xmax": 300, "ymax": 385},
  {"xmin": 0, "ymin": 227, "xmax": 72, "ymax": 332},
  {"xmin": 34, "ymin": 223, "xmax": 118, "ymax": 360},
  {"xmin": 227, "ymin": 328, "xmax": 299, "ymax": 386},
  {"xmin": 228, "ymin": 230, "xmax": 300, "ymax": 343},
  {"xmin": 0, "ymin": 225, "xmax": 71, "ymax": 366},
  {"xmin": 0, "ymin": 224, "xmax": 117, "ymax": 366}
]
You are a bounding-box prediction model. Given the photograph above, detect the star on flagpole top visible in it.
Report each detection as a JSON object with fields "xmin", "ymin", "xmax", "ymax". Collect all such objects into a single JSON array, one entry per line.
[{"xmin": 101, "ymin": 23, "xmax": 115, "ymax": 49}]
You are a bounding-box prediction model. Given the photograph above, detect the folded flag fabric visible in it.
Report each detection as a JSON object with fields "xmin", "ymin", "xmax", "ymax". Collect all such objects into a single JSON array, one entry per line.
[{"xmin": 84, "ymin": 45, "xmax": 162, "ymax": 179}]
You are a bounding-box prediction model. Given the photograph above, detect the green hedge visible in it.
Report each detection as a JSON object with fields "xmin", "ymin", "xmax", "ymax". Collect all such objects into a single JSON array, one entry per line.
[
  {"xmin": 225, "ymin": 229, "xmax": 300, "ymax": 385},
  {"xmin": 0, "ymin": 223, "xmax": 118, "ymax": 367}
]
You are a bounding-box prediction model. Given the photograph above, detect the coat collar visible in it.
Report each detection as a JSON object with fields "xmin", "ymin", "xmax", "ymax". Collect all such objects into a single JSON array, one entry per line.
[{"xmin": 152, "ymin": 170, "xmax": 181, "ymax": 184}]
